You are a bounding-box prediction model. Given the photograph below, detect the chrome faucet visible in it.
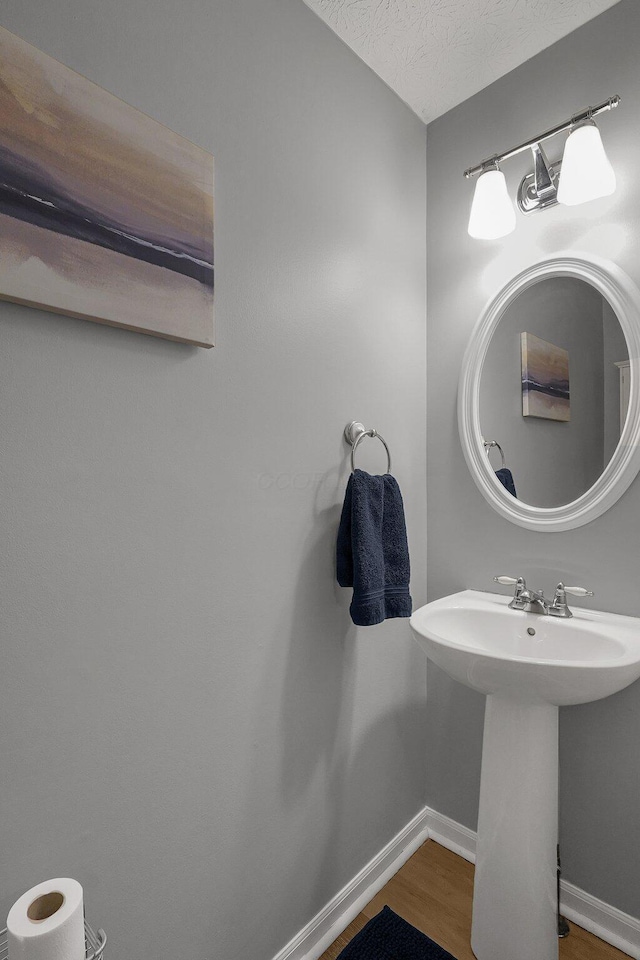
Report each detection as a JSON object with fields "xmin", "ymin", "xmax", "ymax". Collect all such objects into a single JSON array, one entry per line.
[{"xmin": 493, "ymin": 576, "xmax": 594, "ymax": 618}]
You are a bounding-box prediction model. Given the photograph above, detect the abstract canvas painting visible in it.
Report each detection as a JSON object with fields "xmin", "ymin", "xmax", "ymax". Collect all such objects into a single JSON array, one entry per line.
[
  {"xmin": 0, "ymin": 26, "xmax": 214, "ymax": 347},
  {"xmin": 521, "ymin": 332, "xmax": 570, "ymax": 421}
]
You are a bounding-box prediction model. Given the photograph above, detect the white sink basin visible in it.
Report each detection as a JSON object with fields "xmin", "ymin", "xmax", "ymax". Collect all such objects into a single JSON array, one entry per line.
[
  {"xmin": 410, "ymin": 589, "xmax": 640, "ymax": 705},
  {"xmin": 410, "ymin": 589, "xmax": 640, "ymax": 960}
]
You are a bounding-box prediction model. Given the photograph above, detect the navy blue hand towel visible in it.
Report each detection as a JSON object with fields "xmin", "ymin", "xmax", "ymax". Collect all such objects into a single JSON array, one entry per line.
[
  {"xmin": 495, "ymin": 467, "xmax": 517, "ymax": 498},
  {"xmin": 336, "ymin": 469, "xmax": 412, "ymax": 626}
]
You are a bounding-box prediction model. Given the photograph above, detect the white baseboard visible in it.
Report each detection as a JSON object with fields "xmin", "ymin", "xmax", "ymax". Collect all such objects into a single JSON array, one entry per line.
[
  {"xmin": 561, "ymin": 880, "xmax": 640, "ymax": 959},
  {"xmin": 421, "ymin": 806, "xmax": 476, "ymax": 864},
  {"xmin": 271, "ymin": 804, "xmax": 640, "ymax": 960},
  {"xmin": 271, "ymin": 806, "xmax": 432, "ymax": 960}
]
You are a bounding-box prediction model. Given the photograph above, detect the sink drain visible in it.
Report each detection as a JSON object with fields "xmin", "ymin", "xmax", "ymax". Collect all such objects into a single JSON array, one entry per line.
[{"xmin": 527, "ymin": 627, "xmax": 536, "ymax": 636}]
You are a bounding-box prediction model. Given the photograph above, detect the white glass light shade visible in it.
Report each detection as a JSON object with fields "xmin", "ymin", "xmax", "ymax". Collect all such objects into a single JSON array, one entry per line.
[
  {"xmin": 557, "ymin": 121, "xmax": 616, "ymax": 206},
  {"xmin": 467, "ymin": 168, "xmax": 516, "ymax": 240}
]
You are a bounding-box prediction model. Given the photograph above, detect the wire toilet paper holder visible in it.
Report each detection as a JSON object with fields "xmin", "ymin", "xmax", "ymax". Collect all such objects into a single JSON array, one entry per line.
[{"xmin": 0, "ymin": 918, "xmax": 106, "ymax": 960}]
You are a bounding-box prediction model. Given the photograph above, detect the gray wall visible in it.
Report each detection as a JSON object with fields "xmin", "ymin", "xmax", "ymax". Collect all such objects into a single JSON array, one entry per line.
[
  {"xmin": 426, "ymin": 0, "xmax": 640, "ymax": 916},
  {"xmin": 0, "ymin": 3, "xmax": 428, "ymax": 958},
  {"xmin": 480, "ymin": 277, "xmax": 606, "ymax": 507}
]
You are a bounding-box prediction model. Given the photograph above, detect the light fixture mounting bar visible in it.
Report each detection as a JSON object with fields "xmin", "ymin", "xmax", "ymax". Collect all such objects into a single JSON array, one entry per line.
[{"xmin": 463, "ymin": 95, "xmax": 620, "ymax": 179}]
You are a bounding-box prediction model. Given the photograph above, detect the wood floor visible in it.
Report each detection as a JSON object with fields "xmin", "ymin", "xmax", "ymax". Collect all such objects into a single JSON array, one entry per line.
[{"xmin": 319, "ymin": 840, "xmax": 630, "ymax": 960}]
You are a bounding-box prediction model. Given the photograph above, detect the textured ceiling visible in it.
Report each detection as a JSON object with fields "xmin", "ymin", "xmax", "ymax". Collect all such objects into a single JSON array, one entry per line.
[{"xmin": 301, "ymin": 0, "xmax": 622, "ymax": 123}]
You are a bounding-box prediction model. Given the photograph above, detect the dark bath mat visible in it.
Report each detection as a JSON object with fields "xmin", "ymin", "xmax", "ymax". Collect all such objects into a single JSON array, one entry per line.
[{"xmin": 336, "ymin": 906, "xmax": 458, "ymax": 960}]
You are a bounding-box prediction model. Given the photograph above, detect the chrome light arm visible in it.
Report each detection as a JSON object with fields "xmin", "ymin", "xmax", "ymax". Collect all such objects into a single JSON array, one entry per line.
[{"xmin": 464, "ymin": 95, "xmax": 621, "ymax": 179}]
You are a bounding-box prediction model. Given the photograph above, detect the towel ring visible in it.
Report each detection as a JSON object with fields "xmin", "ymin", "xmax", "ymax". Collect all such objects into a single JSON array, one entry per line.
[
  {"xmin": 484, "ymin": 439, "xmax": 505, "ymax": 470},
  {"xmin": 344, "ymin": 421, "xmax": 392, "ymax": 474}
]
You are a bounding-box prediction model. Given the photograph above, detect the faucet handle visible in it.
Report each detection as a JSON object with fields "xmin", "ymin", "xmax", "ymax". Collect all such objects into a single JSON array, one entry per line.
[
  {"xmin": 563, "ymin": 586, "xmax": 594, "ymax": 598},
  {"xmin": 494, "ymin": 576, "xmax": 526, "ymax": 599}
]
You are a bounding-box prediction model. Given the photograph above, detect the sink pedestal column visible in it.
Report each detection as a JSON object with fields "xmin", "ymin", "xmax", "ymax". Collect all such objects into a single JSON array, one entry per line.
[{"xmin": 471, "ymin": 696, "xmax": 559, "ymax": 960}]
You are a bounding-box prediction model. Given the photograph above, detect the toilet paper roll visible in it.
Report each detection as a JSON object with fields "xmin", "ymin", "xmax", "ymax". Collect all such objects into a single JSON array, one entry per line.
[{"xmin": 7, "ymin": 878, "xmax": 85, "ymax": 960}]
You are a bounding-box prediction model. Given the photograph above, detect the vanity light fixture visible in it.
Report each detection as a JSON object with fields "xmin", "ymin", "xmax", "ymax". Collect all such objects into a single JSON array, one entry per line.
[{"xmin": 464, "ymin": 95, "xmax": 620, "ymax": 239}]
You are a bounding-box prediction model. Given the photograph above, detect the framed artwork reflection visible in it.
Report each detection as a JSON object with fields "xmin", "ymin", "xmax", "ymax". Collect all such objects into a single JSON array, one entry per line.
[{"xmin": 521, "ymin": 332, "xmax": 570, "ymax": 421}]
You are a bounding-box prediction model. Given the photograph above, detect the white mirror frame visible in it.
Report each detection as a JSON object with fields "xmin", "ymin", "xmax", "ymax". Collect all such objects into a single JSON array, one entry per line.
[{"xmin": 458, "ymin": 253, "xmax": 640, "ymax": 531}]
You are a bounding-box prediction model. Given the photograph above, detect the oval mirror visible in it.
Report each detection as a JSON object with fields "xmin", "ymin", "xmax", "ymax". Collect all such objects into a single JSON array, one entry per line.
[{"xmin": 459, "ymin": 254, "xmax": 640, "ymax": 531}]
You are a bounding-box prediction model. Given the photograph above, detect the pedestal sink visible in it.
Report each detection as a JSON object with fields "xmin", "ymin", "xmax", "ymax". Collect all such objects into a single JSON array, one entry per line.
[{"xmin": 410, "ymin": 589, "xmax": 640, "ymax": 960}]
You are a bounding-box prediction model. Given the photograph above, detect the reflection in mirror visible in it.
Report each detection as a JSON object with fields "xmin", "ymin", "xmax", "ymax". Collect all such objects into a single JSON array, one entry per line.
[{"xmin": 479, "ymin": 277, "xmax": 629, "ymax": 508}]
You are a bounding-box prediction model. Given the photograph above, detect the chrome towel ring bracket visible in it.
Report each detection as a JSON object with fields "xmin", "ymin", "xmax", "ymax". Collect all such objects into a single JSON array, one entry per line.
[
  {"xmin": 344, "ymin": 421, "xmax": 392, "ymax": 474},
  {"xmin": 484, "ymin": 439, "xmax": 505, "ymax": 470}
]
